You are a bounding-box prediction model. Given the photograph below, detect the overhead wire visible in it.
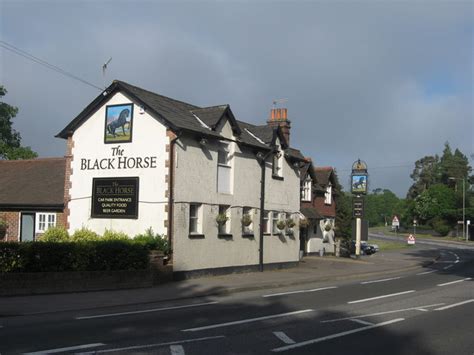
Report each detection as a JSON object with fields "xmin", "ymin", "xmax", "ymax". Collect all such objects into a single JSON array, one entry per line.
[{"xmin": 0, "ymin": 40, "xmax": 103, "ymax": 91}]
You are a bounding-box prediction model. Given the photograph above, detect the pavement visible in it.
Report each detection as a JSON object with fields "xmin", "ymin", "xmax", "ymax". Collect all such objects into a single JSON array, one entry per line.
[{"xmin": 0, "ymin": 244, "xmax": 440, "ymax": 317}]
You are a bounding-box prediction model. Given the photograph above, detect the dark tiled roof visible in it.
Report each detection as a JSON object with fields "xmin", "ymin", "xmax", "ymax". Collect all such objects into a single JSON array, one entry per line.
[
  {"xmin": 314, "ymin": 167, "xmax": 334, "ymax": 186},
  {"xmin": 57, "ymin": 80, "xmax": 305, "ymax": 154},
  {"xmin": 191, "ymin": 105, "xmax": 228, "ymax": 128},
  {"xmin": 301, "ymin": 207, "xmax": 323, "ymax": 220},
  {"xmin": 0, "ymin": 158, "xmax": 66, "ymax": 210},
  {"xmin": 285, "ymin": 148, "xmax": 305, "ymax": 161}
]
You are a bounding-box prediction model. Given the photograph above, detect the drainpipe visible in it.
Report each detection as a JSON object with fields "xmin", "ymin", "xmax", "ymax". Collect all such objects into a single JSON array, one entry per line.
[
  {"xmin": 168, "ymin": 131, "xmax": 182, "ymax": 263},
  {"xmin": 258, "ymin": 149, "xmax": 274, "ymax": 272}
]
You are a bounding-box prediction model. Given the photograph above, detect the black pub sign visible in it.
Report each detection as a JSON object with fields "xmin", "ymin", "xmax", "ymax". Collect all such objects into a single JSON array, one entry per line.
[{"xmin": 91, "ymin": 177, "xmax": 139, "ymax": 219}]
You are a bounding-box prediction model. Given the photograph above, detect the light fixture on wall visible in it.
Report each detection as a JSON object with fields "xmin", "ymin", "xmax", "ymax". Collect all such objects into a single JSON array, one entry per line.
[{"xmin": 139, "ymin": 106, "xmax": 145, "ymax": 114}]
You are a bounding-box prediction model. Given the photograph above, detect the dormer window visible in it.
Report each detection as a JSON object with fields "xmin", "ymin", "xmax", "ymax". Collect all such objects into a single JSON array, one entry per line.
[
  {"xmin": 272, "ymin": 150, "xmax": 283, "ymax": 178},
  {"xmin": 302, "ymin": 176, "xmax": 312, "ymax": 201},
  {"xmin": 325, "ymin": 183, "xmax": 332, "ymax": 205}
]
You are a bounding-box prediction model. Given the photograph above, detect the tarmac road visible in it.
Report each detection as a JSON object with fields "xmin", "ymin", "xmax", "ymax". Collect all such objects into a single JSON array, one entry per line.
[{"xmin": 0, "ymin": 242, "xmax": 473, "ymax": 354}]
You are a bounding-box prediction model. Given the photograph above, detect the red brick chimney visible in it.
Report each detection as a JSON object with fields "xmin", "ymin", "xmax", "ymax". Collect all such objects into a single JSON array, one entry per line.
[{"xmin": 267, "ymin": 108, "xmax": 291, "ymax": 145}]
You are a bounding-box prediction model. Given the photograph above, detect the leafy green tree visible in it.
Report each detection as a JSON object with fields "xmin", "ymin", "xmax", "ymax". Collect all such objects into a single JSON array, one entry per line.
[
  {"xmin": 0, "ymin": 86, "xmax": 37, "ymax": 160},
  {"xmin": 407, "ymin": 155, "xmax": 440, "ymax": 199},
  {"xmin": 333, "ymin": 170, "xmax": 351, "ymax": 240},
  {"xmin": 439, "ymin": 142, "xmax": 471, "ymax": 184},
  {"xmin": 365, "ymin": 189, "xmax": 400, "ymax": 226},
  {"xmin": 414, "ymin": 184, "xmax": 456, "ymax": 223}
]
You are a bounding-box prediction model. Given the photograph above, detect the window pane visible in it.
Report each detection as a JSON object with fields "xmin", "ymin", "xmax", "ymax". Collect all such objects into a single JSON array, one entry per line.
[{"xmin": 218, "ymin": 165, "xmax": 231, "ymax": 193}]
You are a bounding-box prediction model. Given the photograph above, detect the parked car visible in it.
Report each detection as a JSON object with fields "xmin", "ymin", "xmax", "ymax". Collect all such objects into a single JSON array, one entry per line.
[{"xmin": 351, "ymin": 241, "xmax": 376, "ymax": 255}]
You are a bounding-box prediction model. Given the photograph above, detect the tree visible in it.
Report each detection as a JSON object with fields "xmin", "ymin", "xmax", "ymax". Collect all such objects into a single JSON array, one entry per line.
[
  {"xmin": 439, "ymin": 142, "xmax": 471, "ymax": 184},
  {"xmin": 407, "ymin": 155, "xmax": 440, "ymax": 199},
  {"xmin": 0, "ymin": 86, "xmax": 37, "ymax": 160},
  {"xmin": 333, "ymin": 169, "xmax": 352, "ymax": 240}
]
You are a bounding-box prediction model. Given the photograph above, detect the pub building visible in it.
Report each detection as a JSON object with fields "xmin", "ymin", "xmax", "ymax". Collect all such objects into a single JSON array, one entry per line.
[{"xmin": 1, "ymin": 80, "xmax": 308, "ymax": 276}]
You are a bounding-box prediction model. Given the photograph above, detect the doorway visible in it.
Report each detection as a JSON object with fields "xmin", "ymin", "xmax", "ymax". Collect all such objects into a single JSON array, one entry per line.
[{"xmin": 20, "ymin": 213, "xmax": 35, "ymax": 241}]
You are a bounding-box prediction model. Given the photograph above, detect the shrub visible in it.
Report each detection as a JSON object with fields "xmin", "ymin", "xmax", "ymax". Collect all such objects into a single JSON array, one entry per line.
[
  {"xmin": 432, "ymin": 218, "xmax": 451, "ymax": 236},
  {"xmin": 134, "ymin": 228, "xmax": 170, "ymax": 255},
  {"xmin": 39, "ymin": 227, "xmax": 70, "ymax": 242},
  {"xmin": 0, "ymin": 241, "xmax": 149, "ymax": 273},
  {"xmin": 103, "ymin": 229, "xmax": 130, "ymax": 241},
  {"xmin": 71, "ymin": 227, "xmax": 100, "ymax": 242}
]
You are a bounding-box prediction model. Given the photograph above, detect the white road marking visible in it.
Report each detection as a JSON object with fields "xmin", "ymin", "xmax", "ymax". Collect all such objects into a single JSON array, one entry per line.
[
  {"xmin": 437, "ymin": 278, "xmax": 471, "ymax": 287},
  {"xmin": 271, "ymin": 318, "xmax": 405, "ymax": 352},
  {"xmin": 78, "ymin": 336, "xmax": 225, "ymax": 354},
  {"xmin": 454, "ymin": 260, "xmax": 460, "ymax": 263},
  {"xmin": 361, "ymin": 277, "xmax": 401, "ymax": 284},
  {"xmin": 435, "ymin": 299, "xmax": 474, "ymax": 311},
  {"xmin": 75, "ymin": 301, "xmax": 218, "ymax": 320},
  {"xmin": 262, "ymin": 286, "xmax": 337, "ymax": 298},
  {"xmin": 417, "ymin": 270, "xmax": 437, "ymax": 275},
  {"xmin": 320, "ymin": 303, "xmax": 444, "ymax": 323},
  {"xmin": 23, "ymin": 343, "xmax": 105, "ymax": 354},
  {"xmin": 182, "ymin": 309, "xmax": 314, "ymax": 332},
  {"xmin": 347, "ymin": 290, "xmax": 415, "ymax": 304},
  {"xmin": 443, "ymin": 265, "xmax": 454, "ymax": 270},
  {"xmin": 350, "ymin": 319, "xmax": 374, "ymax": 326},
  {"xmin": 273, "ymin": 331, "xmax": 296, "ymax": 344},
  {"xmin": 170, "ymin": 345, "xmax": 185, "ymax": 355}
]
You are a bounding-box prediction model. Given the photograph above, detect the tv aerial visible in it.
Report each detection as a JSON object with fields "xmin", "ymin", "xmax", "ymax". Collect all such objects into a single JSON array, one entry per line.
[{"xmin": 102, "ymin": 57, "xmax": 112, "ymax": 88}]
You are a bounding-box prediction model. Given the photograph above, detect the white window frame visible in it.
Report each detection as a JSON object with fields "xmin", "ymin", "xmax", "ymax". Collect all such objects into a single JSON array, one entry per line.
[
  {"xmin": 272, "ymin": 211, "xmax": 281, "ymax": 234},
  {"xmin": 189, "ymin": 204, "xmax": 202, "ymax": 235},
  {"xmin": 217, "ymin": 142, "xmax": 233, "ymax": 194},
  {"xmin": 272, "ymin": 150, "xmax": 283, "ymax": 178},
  {"xmin": 242, "ymin": 207, "xmax": 253, "ymax": 234},
  {"xmin": 263, "ymin": 210, "xmax": 270, "ymax": 234},
  {"xmin": 302, "ymin": 176, "xmax": 312, "ymax": 201},
  {"xmin": 325, "ymin": 184, "xmax": 332, "ymax": 205},
  {"xmin": 35, "ymin": 212, "xmax": 56, "ymax": 233}
]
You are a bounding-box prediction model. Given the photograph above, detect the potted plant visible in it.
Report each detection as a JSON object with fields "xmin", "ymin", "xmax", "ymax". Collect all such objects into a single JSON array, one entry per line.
[
  {"xmin": 324, "ymin": 222, "xmax": 333, "ymax": 232},
  {"xmin": 276, "ymin": 220, "xmax": 286, "ymax": 231},
  {"xmin": 216, "ymin": 213, "xmax": 229, "ymax": 226},
  {"xmin": 0, "ymin": 220, "xmax": 7, "ymax": 240},
  {"xmin": 286, "ymin": 218, "xmax": 296, "ymax": 229},
  {"xmin": 299, "ymin": 218, "xmax": 309, "ymax": 229},
  {"xmin": 241, "ymin": 214, "xmax": 252, "ymax": 227}
]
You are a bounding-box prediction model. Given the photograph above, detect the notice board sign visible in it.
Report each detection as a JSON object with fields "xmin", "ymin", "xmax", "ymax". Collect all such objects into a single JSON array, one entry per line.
[
  {"xmin": 91, "ymin": 177, "xmax": 139, "ymax": 219},
  {"xmin": 353, "ymin": 197, "xmax": 364, "ymax": 218}
]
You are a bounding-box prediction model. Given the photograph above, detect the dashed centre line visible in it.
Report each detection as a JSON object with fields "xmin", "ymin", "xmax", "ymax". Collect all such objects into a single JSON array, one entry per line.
[
  {"xmin": 182, "ymin": 309, "xmax": 314, "ymax": 332},
  {"xmin": 437, "ymin": 278, "xmax": 471, "ymax": 287},
  {"xmin": 360, "ymin": 277, "xmax": 401, "ymax": 284},
  {"xmin": 435, "ymin": 299, "xmax": 474, "ymax": 311},
  {"xmin": 262, "ymin": 286, "xmax": 337, "ymax": 298},
  {"xmin": 75, "ymin": 301, "xmax": 218, "ymax": 320},
  {"xmin": 347, "ymin": 290, "xmax": 415, "ymax": 304},
  {"xmin": 23, "ymin": 343, "xmax": 105, "ymax": 355}
]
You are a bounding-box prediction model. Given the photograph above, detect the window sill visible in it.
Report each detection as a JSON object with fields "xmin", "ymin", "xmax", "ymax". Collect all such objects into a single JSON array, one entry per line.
[
  {"xmin": 242, "ymin": 233, "xmax": 255, "ymax": 238},
  {"xmin": 263, "ymin": 233, "xmax": 272, "ymax": 236},
  {"xmin": 272, "ymin": 175, "xmax": 284, "ymax": 181},
  {"xmin": 189, "ymin": 234, "xmax": 205, "ymax": 239},
  {"xmin": 218, "ymin": 233, "xmax": 233, "ymax": 239}
]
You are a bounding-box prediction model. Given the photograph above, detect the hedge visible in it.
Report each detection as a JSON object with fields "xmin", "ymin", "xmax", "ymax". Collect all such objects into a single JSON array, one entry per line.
[{"xmin": 0, "ymin": 241, "xmax": 149, "ymax": 273}]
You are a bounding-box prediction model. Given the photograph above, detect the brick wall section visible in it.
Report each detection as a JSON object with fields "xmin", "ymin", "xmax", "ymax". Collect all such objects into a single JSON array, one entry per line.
[
  {"xmin": 63, "ymin": 136, "xmax": 74, "ymax": 230},
  {"xmin": 1, "ymin": 212, "xmax": 20, "ymax": 241},
  {"xmin": 301, "ymin": 194, "xmax": 336, "ymax": 219}
]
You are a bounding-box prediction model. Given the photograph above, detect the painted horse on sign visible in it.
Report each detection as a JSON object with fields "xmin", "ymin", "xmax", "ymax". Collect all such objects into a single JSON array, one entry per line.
[{"xmin": 107, "ymin": 109, "xmax": 130, "ymax": 137}]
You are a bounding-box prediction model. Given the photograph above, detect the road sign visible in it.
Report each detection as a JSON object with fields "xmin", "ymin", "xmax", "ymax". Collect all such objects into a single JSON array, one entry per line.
[
  {"xmin": 392, "ymin": 216, "xmax": 400, "ymax": 227},
  {"xmin": 407, "ymin": 234, "xmax": 416, "ymax": 245}
]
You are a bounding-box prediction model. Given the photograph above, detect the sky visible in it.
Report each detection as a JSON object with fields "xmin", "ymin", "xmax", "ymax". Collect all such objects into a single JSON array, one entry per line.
[{"xmin": 1, "ymin": 0, "xmax": 472, "ymax": 197}]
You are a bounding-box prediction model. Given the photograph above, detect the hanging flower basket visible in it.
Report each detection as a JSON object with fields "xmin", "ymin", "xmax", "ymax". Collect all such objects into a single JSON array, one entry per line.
[
  {"xmin": 286, "ymin": 218, "xmax": 296, "ymax": 229},
  {"xmin": 241, "ymin": 214, "xmax": 252, "ymax": 227},
  {"xmin": 299, "ymin": 218, "xmax": 309, "ymax": 228},
  {"xmin": 216, "ymin": 213, "xmax": 229, "ymax": 226},
  {"xmin": 324, "ymin": 223, "xmax": 333, "ymax": 232},
  {"xmin": 276, "ymin": 220, "xmax": 286, "ymax": 231}
]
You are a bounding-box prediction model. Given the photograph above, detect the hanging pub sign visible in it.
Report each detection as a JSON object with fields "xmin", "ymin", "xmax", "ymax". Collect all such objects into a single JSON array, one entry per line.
[
  {"xmin": 91, "ymin": 177, "xmax": 139, "ymax": 219},
  {"xmin": 351, "ymin": 159, "xmax": 368, "ymax": 195}
]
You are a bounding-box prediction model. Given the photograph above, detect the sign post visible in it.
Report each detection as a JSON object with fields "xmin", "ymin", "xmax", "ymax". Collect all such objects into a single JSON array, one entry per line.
[{"xmin": 351, "ymin": 159, "xmax": 368, "ymax": 258}]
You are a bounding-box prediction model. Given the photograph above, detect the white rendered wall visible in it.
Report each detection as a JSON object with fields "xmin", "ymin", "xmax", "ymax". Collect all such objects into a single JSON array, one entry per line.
[
  {"xmin": 68, "ymin": 92, "xmax": 168, "ymax": 237},
  {"xmin": 173, "ymin": 122, "xmax": 300, "ymax": 271}
]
